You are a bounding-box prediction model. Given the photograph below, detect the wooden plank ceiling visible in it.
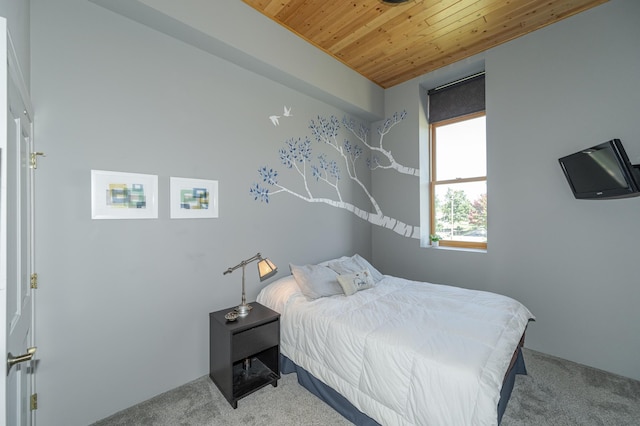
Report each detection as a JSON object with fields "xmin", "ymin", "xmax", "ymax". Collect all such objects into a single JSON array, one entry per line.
[{"xmin": 242, "ymin": 0, "xmax": 608, "ymax": 88}]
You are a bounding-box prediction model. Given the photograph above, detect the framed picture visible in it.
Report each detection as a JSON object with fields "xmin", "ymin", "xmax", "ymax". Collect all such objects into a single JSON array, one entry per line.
[
  {"xmin": 170, "ymin": 177, "xmax": 219, "ymax": 219},
  {"xmin": 91, "ymin": 170, "xmax": 158, "ymax": 219}
]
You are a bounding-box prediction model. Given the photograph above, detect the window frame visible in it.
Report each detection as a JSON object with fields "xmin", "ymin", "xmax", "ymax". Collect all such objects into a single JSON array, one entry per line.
[{"xmin": 429, "ymin": 110, "xmax": 487, "ymax": 250}]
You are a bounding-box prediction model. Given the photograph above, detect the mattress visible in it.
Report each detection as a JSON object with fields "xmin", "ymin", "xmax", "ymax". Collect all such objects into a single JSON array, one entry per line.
[{"xmin": 257, "ymin": 273, "xmax": 534, "ymax": 426}]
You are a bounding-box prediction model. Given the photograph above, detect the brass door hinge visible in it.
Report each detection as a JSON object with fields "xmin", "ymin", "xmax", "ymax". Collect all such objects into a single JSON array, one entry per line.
[
  {"xmin": 30, "ymin": 393, "xmax": 38, "ymax": 410},
  {"xmin": 30, "ymin": 152, "xmax": 45, "ymax": 169},
  {"xmin": 30, "ymin": 273, "xmax": 38, "ymax": 289}
]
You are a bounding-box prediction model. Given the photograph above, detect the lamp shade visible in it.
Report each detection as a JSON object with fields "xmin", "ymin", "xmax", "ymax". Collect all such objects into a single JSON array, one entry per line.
[{"xmin": 257, "ymin": 258, "xmax": 277, "ymax": 281}]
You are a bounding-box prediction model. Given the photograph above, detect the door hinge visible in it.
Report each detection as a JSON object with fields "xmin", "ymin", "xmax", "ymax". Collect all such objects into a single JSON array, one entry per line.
[
  {"xmin": 30, "ymin": 393, "xmax": 38, "ymax": 411},
  {"xmin": 30, "ymin": 273, "xmax": 38, "ymax": 289},
  {"xmin": 30, "ymin": 152, "xmax": 45, "ymax": 169}
]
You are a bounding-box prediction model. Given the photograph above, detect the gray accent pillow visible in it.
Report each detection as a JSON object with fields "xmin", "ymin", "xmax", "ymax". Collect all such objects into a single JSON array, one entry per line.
[
  {"xmin": 326, "ymin": 254, "xmax": 384, "ymax": 283},
  {"xmin": 290, "ymin": 263, "xmax": 343, "ymax": 300},
  {"xmin": 337, "ymin": 270, "xmax": 375, "ymax": 296}
]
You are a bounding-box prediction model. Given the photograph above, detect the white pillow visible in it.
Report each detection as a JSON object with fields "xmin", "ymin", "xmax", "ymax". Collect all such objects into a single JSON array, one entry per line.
[
  {"xmin": 290, "ymin": 263, "xmax": 343, "ymax": 300},
  {"xmin": 337, "ymin": 270, "xmax": 375, "ymax": 296},
  {"xmin": 318, "ymin": 255, "xmax": 350, "ymax": 266},
  {"xmin": 327, "ymin": 254, "xmax": 384, "ymax": 282},
  {"xmin": 256, "ymin": 275, "xmax": 301, "ymax": 313}
]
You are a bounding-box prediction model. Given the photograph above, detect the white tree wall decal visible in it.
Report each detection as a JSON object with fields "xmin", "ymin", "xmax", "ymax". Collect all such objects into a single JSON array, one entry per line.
[{"xmin": 250, "ymin": 111, "xmax": 420, "ymax": 239}]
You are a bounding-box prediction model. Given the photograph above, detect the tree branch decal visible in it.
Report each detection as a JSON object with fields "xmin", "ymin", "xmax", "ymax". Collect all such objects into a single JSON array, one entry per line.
[
  {"xmin": 250, "ymin": 111, "xmax": 420, "ymax": 239},
  {"xmin": 344, "ymin": 111, "xmax": 419, "ymax": 177}
]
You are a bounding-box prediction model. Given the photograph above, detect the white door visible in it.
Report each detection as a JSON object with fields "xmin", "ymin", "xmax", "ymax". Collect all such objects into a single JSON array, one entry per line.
[{"xmin": 1, "ymin": 20, "xmax": 37, "ymax": 426}]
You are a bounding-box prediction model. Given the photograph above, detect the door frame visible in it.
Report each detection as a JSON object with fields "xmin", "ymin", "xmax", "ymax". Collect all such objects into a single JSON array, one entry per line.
[
  {"xmin": 0, "ymin": 17, "xmax": 9, "ymax": 423},
  {"xmin": 1, "ymin": 18, "xmax": 36, "ymax": 425}
]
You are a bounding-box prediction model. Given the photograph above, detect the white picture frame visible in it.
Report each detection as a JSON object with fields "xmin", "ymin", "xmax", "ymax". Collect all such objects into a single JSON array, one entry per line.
[
  {"xmin": 91, "ymin": 170, "xmax": 158, "ymax": 219},
  {"xmin": 170, "ymin": 177, "xmax": 219, "ymax": 219}
]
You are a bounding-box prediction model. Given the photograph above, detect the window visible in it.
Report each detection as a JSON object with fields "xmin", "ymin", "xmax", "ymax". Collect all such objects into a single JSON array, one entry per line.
[
  {"xmin": 427, "ymin": 73, "xmax": 487, "ymax": 249},
  {"xmin": 430, "ymin": 113, "xmax": 486, "ymax": 249}
]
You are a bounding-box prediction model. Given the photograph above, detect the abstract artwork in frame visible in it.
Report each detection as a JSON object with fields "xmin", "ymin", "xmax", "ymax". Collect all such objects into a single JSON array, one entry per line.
[
  {"xmin": 91, "ymin": 170, "xmax": 158, "ymax": 219},
  {"xmin": 170, "ymin": 177, "xmax": 219, "ymax": 219}
]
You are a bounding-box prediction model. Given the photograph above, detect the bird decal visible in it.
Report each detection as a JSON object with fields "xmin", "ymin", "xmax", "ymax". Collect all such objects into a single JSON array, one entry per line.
[
  {"xmin": 269, "ymin": 115, "xmax": 281, "ymax": 126},
  {"xmin": 269, "ymin": 106, "xmax": 293, "ymax": 126}
]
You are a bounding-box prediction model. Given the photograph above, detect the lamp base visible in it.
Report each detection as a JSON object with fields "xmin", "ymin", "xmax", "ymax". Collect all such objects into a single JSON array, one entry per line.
[{"xmin": 236, "ymin": 303, "xmax": 252, "ymax": 317}]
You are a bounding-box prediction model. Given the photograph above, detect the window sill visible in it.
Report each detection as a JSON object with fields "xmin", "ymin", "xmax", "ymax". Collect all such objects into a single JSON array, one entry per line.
[{"xmin": 428, "ymin": 245, "xmax": 487, "ymax": 254}]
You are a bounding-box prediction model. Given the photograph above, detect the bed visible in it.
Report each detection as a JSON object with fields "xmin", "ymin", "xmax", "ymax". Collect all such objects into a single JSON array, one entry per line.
[{"xmin": 256, "ymin": 254, "xmax": 534, "ymax": 426}]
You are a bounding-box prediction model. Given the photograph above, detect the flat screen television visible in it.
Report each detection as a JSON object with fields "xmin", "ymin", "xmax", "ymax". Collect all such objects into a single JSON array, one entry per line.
[{"xmin": 558, "ymin": 139, "xmax": 640, "ymax": 199}]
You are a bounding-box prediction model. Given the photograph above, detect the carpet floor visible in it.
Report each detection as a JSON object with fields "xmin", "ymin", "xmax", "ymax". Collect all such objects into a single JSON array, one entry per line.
[{"xmin": 93, "ymin": 349, "xmax": 640, "ymax": 425}]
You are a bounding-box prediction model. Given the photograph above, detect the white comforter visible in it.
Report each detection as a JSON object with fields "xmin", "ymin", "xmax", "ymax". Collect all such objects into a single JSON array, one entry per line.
[{"xmin": 257, "ymin": 275, "xmax": 534, "ymax": 426}]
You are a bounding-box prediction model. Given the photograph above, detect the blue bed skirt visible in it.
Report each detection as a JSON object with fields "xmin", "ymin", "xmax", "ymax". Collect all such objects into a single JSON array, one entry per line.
[{"xmin": 281, "ymin": 348, "xmax": 527, "ymax": 425}]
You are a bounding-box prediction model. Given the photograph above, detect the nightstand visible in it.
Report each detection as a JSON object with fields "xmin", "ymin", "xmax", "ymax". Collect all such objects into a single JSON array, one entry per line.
[{"xmin": 209, "ymin": 302, "xmax": 280, "ymax": 408}]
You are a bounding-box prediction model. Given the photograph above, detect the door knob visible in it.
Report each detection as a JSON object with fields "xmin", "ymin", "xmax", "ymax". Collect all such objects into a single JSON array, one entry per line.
[{"xmin": 7, "ymin": 347, "xmax": 36, "ymax": 375}]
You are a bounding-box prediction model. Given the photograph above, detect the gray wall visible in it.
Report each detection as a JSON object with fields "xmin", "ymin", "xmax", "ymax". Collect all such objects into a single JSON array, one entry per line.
[
  {"xmin": 373, "ymin": 0, "xmax": 640, "ymax": 381},
  {"xmin": 88, "ymin": 0, "xmax": 384, "ymax": 121},
  {"xmin": 31, "ymin": 0, "xmax": 370, "ymax": 424}
]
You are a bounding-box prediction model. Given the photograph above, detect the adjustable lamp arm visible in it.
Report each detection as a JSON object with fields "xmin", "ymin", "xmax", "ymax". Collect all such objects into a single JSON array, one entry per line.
[
  {"xmin": 223, "ymin": 253, "xmax": 263, "ymax": 276},
  {"xmin": 222, "ymin": 253, "xmax": 277, "ymax": 317}
]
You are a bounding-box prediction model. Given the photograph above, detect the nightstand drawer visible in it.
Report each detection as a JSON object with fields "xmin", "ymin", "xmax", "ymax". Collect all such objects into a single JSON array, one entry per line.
[{"xmin": 232, "ymin": 320, "xmax": 279, "ymax": 361}]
